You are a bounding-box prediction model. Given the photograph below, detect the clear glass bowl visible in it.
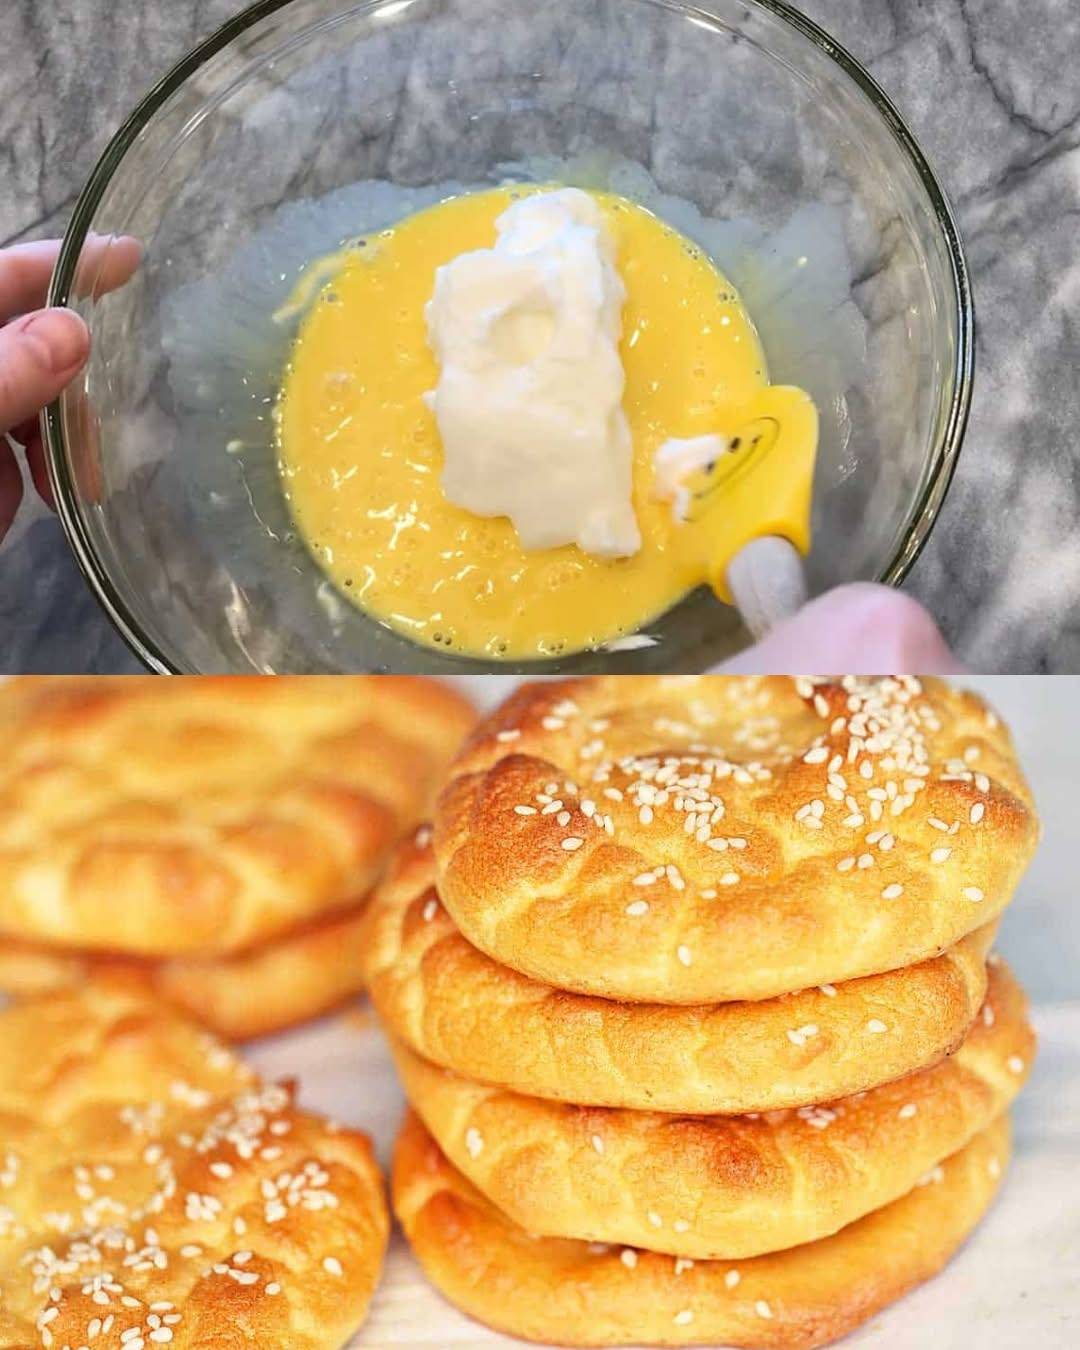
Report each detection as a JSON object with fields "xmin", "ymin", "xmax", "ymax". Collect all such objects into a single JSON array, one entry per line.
[{"xmin": 45, "ymin": 0, "xmax": 973, "ymax": 673}]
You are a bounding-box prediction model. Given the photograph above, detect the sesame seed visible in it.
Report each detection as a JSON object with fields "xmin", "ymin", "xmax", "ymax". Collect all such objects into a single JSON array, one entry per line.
[
  {"xmin": 621, "ymin": 1249, "xmax": 638, "ymax": 1268},
  {"xmin": 857, "ymin": 853, "xmax": 874, "ymax": 869},
  {"xmin": 756, "ymin": 1300, "xmax": 773, "ymax": 1319},
  {"xmin": 837, "ymin": 857, "xmax": 855, "ymax": 873},
  {"xmin": 465, "ymin": 1128, "xmax": 484, "ymax": 1158},
  {"xmin": 719, "ymin": 872, "xmax": 740, "ymax": 886},
  {"xmin": 556, "ymin": 811, "xmax": 571, "ymax": 827},
  {"xmin": 561, "ymin": 837, "xmax": 584, "ymax": 851},
  {"xmin": 819, "ymin": 984, "xmax": 837, "ymax": 997},
  {"xmin": 496, "ymin": 729, "xmax": 521, "ymax": 742},
  {"xmin": 591, "ymin": 1135, "xmax": 605, "ymax": 1155},
  {"xmin": 881, "ymin": 883, "xmax": 904, "ymax": 900},
  {"xmin": 625, "ymin": 900, "xmax": 650, "ymax": 917},
  {"xmin": 725, "ymin": 1270, "xmax": 741, "ymax": 1289},
  {"xmin": 674, "ymin": 1310, "xmax": 694, "ymax": 1326},
  {"xmin": 931, "ymin": 847, "xmax": 951, "ymax": 863},
  {"xmin": 983, "ymin": 1004, "xmax": 996, "ymax": 1027},
  {"xmin": 323, "ymin": 1256, "xmax": 344, "ymax": 1277},
  {"xmin": 266, "ymin": 1282, "xmax": 281, "ymax": 1295},
  {"xmin": 899, "ymin": 1103, "xmax": 917, "ymax": 1120},
  {"xmin": 970, "ymin": 802, "xmax": 985, "ymax": 824},
  {"xmin": 639, "ymin": 806, "xmax": 654, "ymax": 825},
  {"xmin": 675, "ymin": 1258, "xmax": 694, "ymax": 1275},
  {"xmin": 804, "ymin": 745, "xmax": 829, "ymax": 764},
  {"xmin": 677, "ymin": 945, "xmax": 693, "ymax": 967},
  {"xmin": 209, "ymin": 1162, "xmax": 232, "ymax": 1179},
  {"xmin": 867, "ymin": 1019, "xmax": 888, "ymax": 1034},
  {"xmin": 647, "ymin": 1211, "xmax": 663, "ymax": 1228},
  {"xmin": 514, "ymin": 805, "xmax": 537, "ymax": 816},
  {"xmin": 1007, "ymin": 1056, "xmax": 1024, "ymax": 1074},
  {"xmin": 963, "ymin": 886, "xmax": 984, "ymax": 902},
  {"xmin": 422, "ymin": 898, "xmax": 439, "ymax": 922}
]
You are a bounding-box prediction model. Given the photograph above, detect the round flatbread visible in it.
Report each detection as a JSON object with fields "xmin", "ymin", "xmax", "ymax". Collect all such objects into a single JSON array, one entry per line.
[
  {"xmin": 435, "ymin": 676, "xmax": 1037, "ymax": 1002},
  {"xmin": 366, "ymin": 837, "xmax": 996, "ymax": 1113},
  {"xmin": 393, "ymin": 1109, "xmax": 1010, "ymax": 1349},
  {"xmin": 0, "ymin": 983, "xmax": 388, "ymax": 1350},
  {"xmin": 392, "ymin": 959, "xmax": 1031, "ymax": 1257},
  {"xmin": 0, "ymin": 676, "xmax": 474, "ymax": 958},
  {"xmin": 0, "ymin": 902, "xmax": 372, "ymax": 1041}
]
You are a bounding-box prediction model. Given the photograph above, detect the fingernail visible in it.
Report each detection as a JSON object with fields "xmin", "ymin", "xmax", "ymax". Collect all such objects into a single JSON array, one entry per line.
[{"xmin": 21, "ymin": 309, "xmax": 89, "ymax": 374}]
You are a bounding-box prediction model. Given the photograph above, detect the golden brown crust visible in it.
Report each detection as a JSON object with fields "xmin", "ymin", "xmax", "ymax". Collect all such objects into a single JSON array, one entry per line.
[
  {"xmin": 392, "ymin": 959, "xmax": 1031, "ymax": 1257},
  {"xmin": 0, "ymin": 903, "xmax": 373, "ymax": 1041},
  {"xmin": 434, "ymin": 677, "xmax": 1038, "ymax": 1002},
  {"xmin": 0, "ymin": 676, "xmax": 475, "ymax": 958},
  {"xmin": 0, "ymin": 983, "xmax": 389, "ymax": 1350},
  {"xmin": 365, "ymin": 837, "xmax": 997, "ymax": 1113},
  {"xmin": 393, "ymin": 1109, "xmax": 1010, "ymax": 1350}
]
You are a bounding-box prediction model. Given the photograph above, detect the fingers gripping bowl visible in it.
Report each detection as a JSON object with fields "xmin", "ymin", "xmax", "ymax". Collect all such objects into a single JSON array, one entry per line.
[{"xmin": 45, "ymin": 0, "xmax": 972, "ymax": 672}]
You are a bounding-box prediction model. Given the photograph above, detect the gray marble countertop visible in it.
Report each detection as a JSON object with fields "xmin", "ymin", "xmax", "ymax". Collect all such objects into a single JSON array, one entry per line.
[{"xmin": 2, "ymin": 0, "xmax": 1079, "ymax": 673}]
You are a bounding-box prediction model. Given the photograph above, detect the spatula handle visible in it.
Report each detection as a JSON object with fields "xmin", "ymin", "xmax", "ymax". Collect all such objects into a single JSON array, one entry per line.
[{"xmin": 725, "ymin": 535, "xmax": 807, "ymax": 640}]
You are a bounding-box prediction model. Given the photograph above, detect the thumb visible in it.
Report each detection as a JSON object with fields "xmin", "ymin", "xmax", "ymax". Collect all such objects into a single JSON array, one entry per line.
[{"xmin": 0, "ymin": 308, "xmax": 90, "ymax": 434}]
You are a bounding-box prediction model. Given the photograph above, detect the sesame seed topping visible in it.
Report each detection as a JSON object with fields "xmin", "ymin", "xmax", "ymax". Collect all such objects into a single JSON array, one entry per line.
[
  {"xmin": 756, "ymin": 1300, "xmax": 774, "ymax": 1319},
  {"xmin": 561, "ymin": 836, "xmax": 584, "ymax": 851},
  {"xmin": 983, "ymin": 1004, "xmax": 996, "ymax": 1027},
  {"xmin": 323, "ymin": 1256, "xmax": 344, "ymax": 1277},
  {"xmin": 719, "ymin": 872, "xmax": 740, "ymax": 886},
  {"xmin": 963, "ymin": 886, "xmax": 984, "ymax": 902},
  {"xmin": 931, "ymin": 847, "xmax": 951, "ymax": 863},
  {"xmin": 675, "ymin": 1257, "xmax": 694, "ymax": 1275},
  {"xmin": 866, "ymin": 1019, "xmax": 888, "ymax": 1034},
  {"xmin": 819, "ymin": 984, "xmax": 837, "ymax": 997},
  {"xmin": 266, "ymin": 1282, "xmax": 282, "ymax": 1295},
  {"xmin": 674, "ymin": 1310, "xmax": 694, "ymax": 1326},
  {"xmin": 881, "ymin": 883, "xmax": 904, "ymax": 900},
  {"xmin": 725, "ymin": 1270, "xmax": 741, "ymax": 1289},
  {"xmin": 514, "ymin": 804, "xmax": 537, "ymax": 815},
  {"xmin": 497, "ymin": 729, "xmax": 521, "ymax": 742},
  {"xmin": 625, "ymin": 900, "xmax": 650, "ymax": 917},
  {"xmin": 970, "ymin": 802, "xmax": 986, "ymax": 824},
  {"xmin": 621, "ymin": 1249, "xmax": 638, "ymax": 1268},
  {"xmin": 677, "ymin": 945, "xmax": 693, "ymax": 967},
  {"xmin": 837, "ymin": 857, "xmax": 855, "ymax": 873},
  {"xmin": 673, "ymin": 1218, "xmax": 690, "ymax": 1233},
  {"xmin": 465, "ymin": 1128, "xmax": 484, "ymax": 1158},
  {"xmin": 591, "ymin": 1135, "xmax": 605, "ymax": 1154},
  {"xmin": 422, "ymin": 898, "xmax": 439, "ymax": 922},
  {"xmin": 1007, "ymin": 1056, "xmax": 1024, "ymax": 1074},
  {"xmin": 647, "ymin": 1211, "xmax": 663, "ymax": 1228},
  {"xmin": 898, "ymin": 1103, "xmax": 917, "ymax": 1120}
]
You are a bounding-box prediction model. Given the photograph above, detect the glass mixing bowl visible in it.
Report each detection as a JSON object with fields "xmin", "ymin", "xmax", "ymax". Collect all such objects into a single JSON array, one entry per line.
[{"xmin": 45, "ymin": 0, "xmax": 973, "ymax": 673}]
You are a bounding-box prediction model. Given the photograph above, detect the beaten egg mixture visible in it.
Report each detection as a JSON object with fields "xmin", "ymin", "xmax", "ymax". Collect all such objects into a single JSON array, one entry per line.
[{"xmin": 276, "ymin": 186, "xmax": 767, "ymax": 659}]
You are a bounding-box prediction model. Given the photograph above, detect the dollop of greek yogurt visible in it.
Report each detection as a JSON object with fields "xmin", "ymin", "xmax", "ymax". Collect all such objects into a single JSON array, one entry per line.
[{"xmin": 425, "ymin": 188, "xmax": 641, "ymax": 557}]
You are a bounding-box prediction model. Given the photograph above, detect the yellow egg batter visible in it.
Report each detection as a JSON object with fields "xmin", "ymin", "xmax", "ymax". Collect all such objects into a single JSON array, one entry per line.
[{"xmin": 277, "ymin": 186, "xmax": 768, "ymax": 659}]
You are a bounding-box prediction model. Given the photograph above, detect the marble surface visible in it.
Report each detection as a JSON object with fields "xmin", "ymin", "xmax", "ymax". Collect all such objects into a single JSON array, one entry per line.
[{"xmin": 2, "ymin": 0, "xmax": 1079, "ymax": 672}]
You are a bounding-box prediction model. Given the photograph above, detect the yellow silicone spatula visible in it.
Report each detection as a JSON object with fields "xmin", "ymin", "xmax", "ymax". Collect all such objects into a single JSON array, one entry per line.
[{"xmin": 654, "ymin": 384, "xmax": 819, "ymax": 637}]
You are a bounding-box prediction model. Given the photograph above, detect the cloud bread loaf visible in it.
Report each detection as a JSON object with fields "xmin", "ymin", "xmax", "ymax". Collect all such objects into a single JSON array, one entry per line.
[
  {"xmin": 365, "ymin": 836, "xmax": 996, "ymax": 1113},
  {"xmin": 392, "ymin": 958, "xmax": 1031, "ymax": 1258},
  {"xmin": 0, "ymin": 903, "xmax": 372, "ymax": 1041},
  {"xmin": 434, "ymin": 676, "xmax": 1037, "ymax": 1002},
  {"xmin": 0, "ymin": 676, "xmax": 474, "ymax": 958},
  {"xmin": 0, "ymin": 983, "xmax": 388, "ymax": 1349},
  {"xmin": 393, "ymin": 1109, "xmax": 1010, "ymax": 1350}
]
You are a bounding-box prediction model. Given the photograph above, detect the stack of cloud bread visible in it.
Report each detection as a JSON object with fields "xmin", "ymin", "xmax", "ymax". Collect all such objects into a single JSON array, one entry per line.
[
  {"xmin": 0, "ymin": 676, "xmax": 474, "ymax": 1040},
  {"xmin": 0, "ymin": 981, "xmax": 389, "ymax": 1349},
  {"xmin": 366, "ymin": 675, "xmax": 1041, "ymax": 1349}
]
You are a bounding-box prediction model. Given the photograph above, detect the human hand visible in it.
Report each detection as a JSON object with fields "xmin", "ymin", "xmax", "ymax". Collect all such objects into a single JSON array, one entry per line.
[
  {"xmin": 718, "ymin": 582, "xmax": 965, "ymax": 674},
  {"xmin": 0, "ymin": 236, "xmax": 141, "ymax": 544}
]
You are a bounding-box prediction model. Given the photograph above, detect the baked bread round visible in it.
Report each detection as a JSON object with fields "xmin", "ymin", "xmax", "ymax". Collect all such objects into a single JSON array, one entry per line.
[
  {"xmin": 0, "ymin": 983, "xmax": 389, "ymax": 1350},
  {"xmin": 393, "ymin": 1109, "xmax": 1010, "ymax": 1349},
  {"xmin": 0, "ymin": 676, "xmax": 474, "ymax": 958},
  {"xmin": 0, "ymin": 903, "xmax": 372, "ymax": 1041},
  {"xmin": 392, "ymin": 958, "xmax": 1030, "ymax": 1257},
  {"xmin": 365, "ymin": 837, "xmax": 996, "ymax": 1113},
  {"xmin": 434, "ymin": 676, "xmax": 1037, "ymax": 1002}
]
